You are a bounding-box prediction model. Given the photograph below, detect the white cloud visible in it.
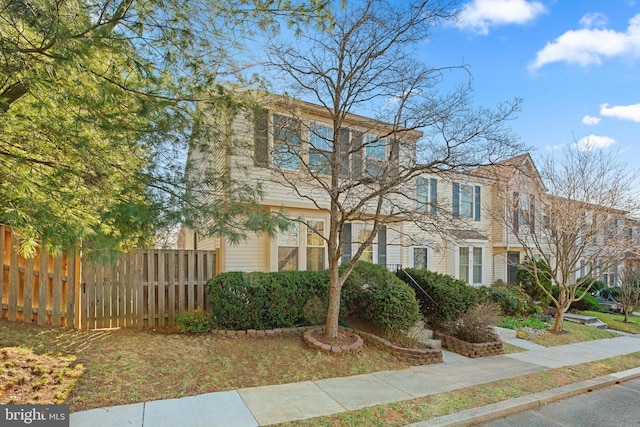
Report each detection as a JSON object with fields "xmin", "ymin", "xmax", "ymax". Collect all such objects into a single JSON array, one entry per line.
[
  {"xmin": 575, "ymin": 135, "xmax": 616, "ymax": 151},
  {"xmin": 545, "ymin": 144, "xmax": 564, "ymax": 151},
  {"xmin": 600, "ymin": 103, "xmax": 640, "ymax": 122},
  {"xmin": 530, "ymin": 13, "xmax": 640, "ymax": 70},
  {"xmin": 579, "ymin": 12, "xmax": 609, "ymax": 29},
  {"xmin": 582, "ymin": 115, "xmax": 601, "ymax": 125},
  {"xmin": 458, "ymin": 0, "xmax": 547, "ymax": 35}
]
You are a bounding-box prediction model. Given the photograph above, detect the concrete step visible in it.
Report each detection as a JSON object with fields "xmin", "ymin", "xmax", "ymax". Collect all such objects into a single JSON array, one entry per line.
[
  {"xmin": 564, "ymin": 313, "xmax": 608, "ymax": 329},
  {"xmin": 494, "ymin": 326, "xmax": 517, "ymax": 340}
]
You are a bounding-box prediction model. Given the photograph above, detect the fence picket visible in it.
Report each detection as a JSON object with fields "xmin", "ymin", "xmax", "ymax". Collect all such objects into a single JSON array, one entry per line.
[
  {"xmin": 23, "ymin": 257, "xmax": 34, "ymax": 323},
  {"xmin": 38, "ymin": 248, "xmax": 48, "ymax": 326},
  {"xmin": 52, "ymin": 257, "xmax": 62, "ymax": 327},
  {"xmin": 187, "ymin": 251, "xmax": 195, "ymax": 312},
  {"xmin": 158, "ymin": 251, "xmax": 166, "ymax": 326},
  {"xmin": 8, "ymin": 241, "xmax": 19, "ymax": 322}
]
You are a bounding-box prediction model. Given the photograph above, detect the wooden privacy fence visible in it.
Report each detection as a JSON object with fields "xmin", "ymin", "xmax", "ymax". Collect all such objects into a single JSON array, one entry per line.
[
  {"xmin": 1, "ymin": 225, "xmax": 79, "ymax": 327},
  {"xmin": 81, "ymin": 250, "xmax": 216, "ymax": 329},
  {"xmin": 1, "ymin": 225, "xmax": 216, "ymax": 329}
]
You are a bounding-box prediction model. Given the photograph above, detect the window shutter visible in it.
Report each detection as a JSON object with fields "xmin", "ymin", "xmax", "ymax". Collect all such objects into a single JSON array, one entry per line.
[
  {"xmin": 377, "ymin": 225, "xmax": 387, "ymax": 266},
  {"xmin": 254, "ymin": 108, "xmax": 269, "ymax": 167},
  {"xmin": 474, "ymin": 185, "xmax": 481, "ymax": 221},
  {"xmin": 341, "ymin": 223, "xmax": 352, "ymax": 264},
  {"xmin": 513, "ymin": 192, "xmax": 519, "ymax": 233},
  {"xmin": 530, "ymin": 196, "xmax": 536, "ymax": 232},
  {"xmin": 390, "ymin": 138, "xmax": 399, "ymax": 179},
  {"xmin": 338, "ymin": 128, "xmax": 350, "ymax": 178},
  {"xmin": 430, "ymin": 178, "xmax": 438, "ymax": 216},
  {"xmin": 453, "ymin": 182, "xmax": 460, "ymax": 217},
  {"xmin": 351, "ymin": 132, "xmax": 363, "ymax": 180}
]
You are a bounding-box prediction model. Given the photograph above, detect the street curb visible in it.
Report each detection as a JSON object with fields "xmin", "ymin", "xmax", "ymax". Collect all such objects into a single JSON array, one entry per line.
[{"xmin": 404, "ymin": 367, "xmax": 640, "ymax": 426}]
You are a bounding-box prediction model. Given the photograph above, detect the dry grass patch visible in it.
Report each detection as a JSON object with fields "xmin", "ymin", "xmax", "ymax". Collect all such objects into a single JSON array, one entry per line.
[
  {"xmin": 280, "ymin": 352, "xmax": 640, "ymax": 426},
  {"xmin": 0, "ymin": 320, "xmax": 411, "ymax": 412},
  {"xmin": 0, "ymin": 347, "xmax": 84, "ymax": 405}
]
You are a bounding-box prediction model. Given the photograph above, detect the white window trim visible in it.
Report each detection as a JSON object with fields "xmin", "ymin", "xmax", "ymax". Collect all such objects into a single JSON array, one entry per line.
[{"xmin": 456, "ymin": 243, "xmax": 485, "ymax": 286}]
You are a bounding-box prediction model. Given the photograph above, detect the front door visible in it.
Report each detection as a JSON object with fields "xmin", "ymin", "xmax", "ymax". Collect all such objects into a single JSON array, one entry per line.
[{"xmin": 507, "ymin": 252, "xmax": 520, "ymax": 284}]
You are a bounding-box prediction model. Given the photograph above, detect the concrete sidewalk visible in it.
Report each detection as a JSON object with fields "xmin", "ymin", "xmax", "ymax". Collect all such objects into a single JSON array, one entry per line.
[{"xmin": 69, "ymin": 335, "xmax": 640, "ymax": 427}]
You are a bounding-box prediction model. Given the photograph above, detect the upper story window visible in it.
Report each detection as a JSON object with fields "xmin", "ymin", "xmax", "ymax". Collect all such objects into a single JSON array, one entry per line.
[
  {"xmin": 365, "ymin": 135, "xmax": 386, "ymax": 178},
  {"xmin": 272, "ymin": 114, "xmax": 301, "ymax": 170},
  {"xmin": 417, "ymin": 177, "xmax": 437, "ymax": 216},
  {"xmin": 453, "ymin": 182, "xmax": 481, "ymax": 221},
  {"xmin": 309, "ymin": 123, "xmax": 333, "ymax": 174},
  {"xmin": 513, "ymin": 192, "xmax": 535, "ymax": 233}
]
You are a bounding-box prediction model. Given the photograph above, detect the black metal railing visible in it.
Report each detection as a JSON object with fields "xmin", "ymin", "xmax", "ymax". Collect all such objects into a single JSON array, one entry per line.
[{"xmin": 394, "ymin": 266, "xmax": 439, "ymax": 308}]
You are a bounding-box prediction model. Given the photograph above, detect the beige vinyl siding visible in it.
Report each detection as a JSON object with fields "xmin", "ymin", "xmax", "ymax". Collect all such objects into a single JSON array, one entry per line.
[{"xmin": 225, "ymin": 233, "xmax": 269, "ymax": 272}]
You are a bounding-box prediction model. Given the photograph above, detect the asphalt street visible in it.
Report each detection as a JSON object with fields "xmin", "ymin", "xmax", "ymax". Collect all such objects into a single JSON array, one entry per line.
[{"xmin": 480, "ymin": 376, "xmax": 640, "ymax": 427}]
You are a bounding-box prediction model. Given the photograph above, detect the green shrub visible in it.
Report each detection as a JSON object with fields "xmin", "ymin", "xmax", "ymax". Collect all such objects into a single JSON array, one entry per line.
[
  {"xmin": 207, "ymin": 263, "xmax": 420, "ymax": 332},
  {"xmin": 175, "ymin": 307, "xmax": 213, "ymax": 334},
  {"xmin": 570, "ymin": 291, "xmax": 601, "ymax": 311},
  {"xmin": 550, "ymin": 286, "xmax": 601, "ymax": 312},
  {"xmin": 398, "ymin": 268, "xmax": 477, "ymax": 328},
  {"xmin": 578, "ymin": 277, "xmax": 607, "ymax": 295},
  {"xmin": 207, "ymin": 270, "xmax": 329, "ymax": 330},
  {"xmin": 345, "ymin": 262, "xmax": 421, "ymax": 332},
  {"xmin": 516, "ymin": 258, "xmax": 553, "ymax": 308},
  {"xmin": 477, "ymin": 284, "xmax": 538, "ymax": 317},
  {"xmin": 499, "ymin": 315, "xmax": 548, "ymax": 330},
  {"xmin": 302, "ymin": 295, "xmax": 327, "ymax": 325}
]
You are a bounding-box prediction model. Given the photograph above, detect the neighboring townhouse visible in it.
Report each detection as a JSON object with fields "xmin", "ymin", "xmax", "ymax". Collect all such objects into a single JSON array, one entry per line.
[{"xmin": 469, "ymin": 154, "xmax": 548, "ymax": 284}]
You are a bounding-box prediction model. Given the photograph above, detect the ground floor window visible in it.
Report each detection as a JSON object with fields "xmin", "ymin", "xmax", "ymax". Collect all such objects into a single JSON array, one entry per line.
[
  {"xmin": 306, "ymin": 220, "xmax": 325, "ymax": 271},
  {"xmin": 411, "ymin": 247, "xmax": 429, "ymax": 269},
  {"xmin": 459, "ymin": 246, "xmax": 483, "ymax": 285},
  {"xmin": 277, "ymin": 222, "xmax": 299, "ymax": 271}
]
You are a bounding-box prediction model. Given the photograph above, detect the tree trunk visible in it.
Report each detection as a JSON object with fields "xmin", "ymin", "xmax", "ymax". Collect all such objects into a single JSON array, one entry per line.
[
  {"xmin": 325, "ymin": 264, "xmax": 341, "ymax": 339},
  {"xmin": 552, "ymin": 308, "xmax": 565, "ymax": 333},
  {"xmin": 624, "ymin": 308, "xmax": 629, "ymax": 323}
]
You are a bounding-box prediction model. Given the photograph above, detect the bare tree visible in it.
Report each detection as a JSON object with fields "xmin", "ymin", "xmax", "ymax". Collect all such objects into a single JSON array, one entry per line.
[
  {"xmin": 618, "ymin": 264, "xmax": 640, "ymax": 323},
  {"xmin": 263, "ymin": 0, "xmax": 524, "ymax": 339},
  {"xmin": 491, "ymin": 143, "xmax": 640, "ymax": 333}
]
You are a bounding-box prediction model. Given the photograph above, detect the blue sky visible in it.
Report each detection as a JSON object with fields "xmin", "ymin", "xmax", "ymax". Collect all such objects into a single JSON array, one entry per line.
[{"xmin": 424, "ymin": 0, "xmax": 640, "ymax": 165}]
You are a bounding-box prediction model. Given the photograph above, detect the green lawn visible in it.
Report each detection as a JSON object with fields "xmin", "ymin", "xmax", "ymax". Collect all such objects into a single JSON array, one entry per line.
[
  {"xmin": 579, "ymin": 311, "xmax": 640, "ymax": 334},
  {"xmin": 526, "ymin": 320, "xmax": 619, "ymax": 347}
]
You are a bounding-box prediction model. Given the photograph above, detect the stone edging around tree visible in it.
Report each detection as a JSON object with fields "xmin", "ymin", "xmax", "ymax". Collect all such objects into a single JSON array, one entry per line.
[
  {"xmin": 435, "ymin": 331, "xmax": 503, "ymax": 358},
  {"xmin": 210, "ymin": 325, "xmax": 443, "ymax": 365},
  {"xmin": 303, "ymin": 327, "xmax": 364, "ymax": 354}
]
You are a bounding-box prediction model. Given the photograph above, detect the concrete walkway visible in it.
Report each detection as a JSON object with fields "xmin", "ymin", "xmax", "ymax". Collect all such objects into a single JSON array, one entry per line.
[{"xmin": 69, "ymin": 335, "xmax": 640, "ymax": 427}]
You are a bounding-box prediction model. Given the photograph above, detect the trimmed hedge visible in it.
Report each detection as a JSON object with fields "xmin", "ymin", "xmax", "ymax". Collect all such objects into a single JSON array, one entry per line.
[
  {"xmin": 398, "ymin": 269, "xmax": 477, "ymax": 327},
  {"xmin": 207, "ymin": 270, "xmax": 329, "ymax": 330},
  {"xmin": 207, "ymin": 262, "xmax": 421, "ymax": 332}
]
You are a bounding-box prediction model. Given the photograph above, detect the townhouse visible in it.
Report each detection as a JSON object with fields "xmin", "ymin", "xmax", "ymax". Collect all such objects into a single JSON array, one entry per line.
[{"xmin": 181, "ymin": 97, "xmax": 636, "ymax": 288}]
